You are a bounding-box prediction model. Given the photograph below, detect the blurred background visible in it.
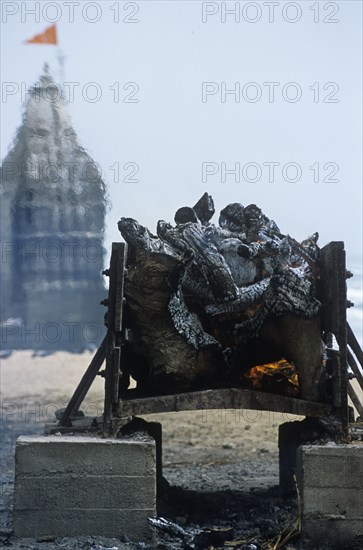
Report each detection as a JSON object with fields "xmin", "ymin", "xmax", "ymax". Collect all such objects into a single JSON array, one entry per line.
[
  {"xmin": 1, "ymin": 0, "xmax": 362, "ymax": 351},
  {"xmin": 0, "ymin": 5, "xmax": 362, "ymax": 542}
]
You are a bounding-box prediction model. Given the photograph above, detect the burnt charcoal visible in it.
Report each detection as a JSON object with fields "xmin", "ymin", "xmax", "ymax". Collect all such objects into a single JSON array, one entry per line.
[
  {"xmin": 219, "ymin": 202, "xmax": 245, "ymax": 232},
  {"xmin": 174, "ymin": 207, "xmax": 198, "ymax": 225},
  {"xmin": 243, "ymin": 203, "xmax": 281, "ymax": 243},
  {"xmin": 238, "ymin": 243, "xmax": 252, "ymax": 259},
  {"xmin": 193, "ymin": 526, "xmax": 234, "ymax": 548},
  {"xmin": 193, "ymin": 192, "xmax": 215, "ymax": 225},
  {"xmin": 301, "ymin": 231, "xmax": 320, "ymax": 261}
]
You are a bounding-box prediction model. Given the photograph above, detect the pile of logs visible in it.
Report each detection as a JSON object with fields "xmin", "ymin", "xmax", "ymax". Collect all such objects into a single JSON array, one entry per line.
[{"xmin": 118, "ymin": 194, "xmax": 326, "ymax": 401}]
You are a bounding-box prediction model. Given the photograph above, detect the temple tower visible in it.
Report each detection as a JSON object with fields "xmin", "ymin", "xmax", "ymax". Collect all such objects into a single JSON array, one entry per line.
[{"xmin": 0, "ymin": 66, "xmax": 106, "ymax": 351}]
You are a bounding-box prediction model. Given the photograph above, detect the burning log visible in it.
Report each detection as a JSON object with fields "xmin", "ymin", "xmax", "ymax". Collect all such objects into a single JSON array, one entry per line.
[
  {"xmin": 118, "ymin": 218, "xmax": 224, "ymax": 392},
  {"xmin": 118, "ymin": 195, "xmax": 326, "ymax": 400},
  {"xmin": 243, "ymin": 359, "xmax": 299, "ymax": 396},
  {"xmin": 239, "ymin": 314, "xmax": 325, "ymax": 401}
]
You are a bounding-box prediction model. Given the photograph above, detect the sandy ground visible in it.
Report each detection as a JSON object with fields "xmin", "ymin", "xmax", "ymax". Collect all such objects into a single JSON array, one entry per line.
[
  {"xmin": 1, "ymin": 351, "xmax": 361, "ymax": 549},
  {"xmin": 1, "ymin": 350, "xmax": 298, "ymax": 460},
  {"xmin": 0, "ymin": 350, "xmax": 297, "ymax": 474}
]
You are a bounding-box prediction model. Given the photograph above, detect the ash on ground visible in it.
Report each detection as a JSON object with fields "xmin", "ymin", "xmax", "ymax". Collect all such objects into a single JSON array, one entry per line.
[
  {"xmin": 1, "ymin": 415, "xmax": 297, "ymax": 550},
  {"xmin": 1, "ymin": 352, "xmax": 300, "ymax": 550}
]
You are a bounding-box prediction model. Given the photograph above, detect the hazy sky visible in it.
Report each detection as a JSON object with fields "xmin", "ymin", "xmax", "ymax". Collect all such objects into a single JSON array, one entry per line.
[{"xmin": 1, "ymin": 0, "xmax": 362, "ymax": 264}]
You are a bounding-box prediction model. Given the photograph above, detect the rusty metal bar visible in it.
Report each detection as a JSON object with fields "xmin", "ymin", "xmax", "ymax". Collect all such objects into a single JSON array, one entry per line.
[
  {"xmin": 103, "ymin": 242, "xmax": 127, "ymax": 437},
  {"xmin": 336, "ymin": 244, "xmax": 349, "ymax": 438},
  {"xmin": 119, "ymin": 387, "xmax": 333, "ymax": 418},
  {"xmin": 320, "ymin": 242, "xmax": 349, "ymax": 438},
  {"xmin": 59, "ymin": 336, "xmax": 106, "ymax": 426}
]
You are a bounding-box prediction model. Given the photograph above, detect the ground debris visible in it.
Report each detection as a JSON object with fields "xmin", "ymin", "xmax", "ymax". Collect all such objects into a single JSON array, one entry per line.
[
  {"xmin": 149, "ymin": 516, "xmax": 235, "ymax": 549},
  {"xmin": 1, "ymin": 362, "xmax": 299, "ymax": 550}
]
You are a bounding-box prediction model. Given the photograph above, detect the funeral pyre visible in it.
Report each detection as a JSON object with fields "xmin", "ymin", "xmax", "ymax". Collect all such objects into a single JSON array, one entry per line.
[{"xmin": 118, "ymin": 194, "xmax": 326, "ymax": 401}]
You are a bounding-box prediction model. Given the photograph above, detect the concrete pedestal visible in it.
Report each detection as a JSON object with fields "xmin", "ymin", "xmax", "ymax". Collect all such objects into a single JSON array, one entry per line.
[
  {"xmin": 14, "ymin": 435, "xmax": 156, "ymax": 540},
  {"xmin": 278, "ymin": 418, "xmax": 325, "ymax": 496},
  {"xmin": 297, "ymin": 444, "xmax": 363, "ymax": 549}
]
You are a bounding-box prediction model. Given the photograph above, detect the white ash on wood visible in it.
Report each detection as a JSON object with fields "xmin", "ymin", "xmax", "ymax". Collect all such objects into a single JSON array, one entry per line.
[{"xmin": 118, "ymin": 194, "xmax": 326, "ymax": 400}]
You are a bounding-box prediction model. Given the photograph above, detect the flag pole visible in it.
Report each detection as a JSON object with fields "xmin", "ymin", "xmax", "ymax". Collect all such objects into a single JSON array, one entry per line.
[{"xmin": 56, "ymin": 48, "xmax": 66, "ymax": 86}]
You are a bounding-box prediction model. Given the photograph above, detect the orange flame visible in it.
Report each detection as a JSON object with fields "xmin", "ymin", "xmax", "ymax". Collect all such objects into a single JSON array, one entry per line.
[{"xmin": 243, "ymin": 359, "xmax": 299, "ymax": 396}]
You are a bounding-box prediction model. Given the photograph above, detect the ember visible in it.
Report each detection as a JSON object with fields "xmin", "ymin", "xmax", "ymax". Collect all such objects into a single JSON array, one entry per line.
[{"xmin": 243, "ymin": 359, "xmax": 300, "ymax": 397}]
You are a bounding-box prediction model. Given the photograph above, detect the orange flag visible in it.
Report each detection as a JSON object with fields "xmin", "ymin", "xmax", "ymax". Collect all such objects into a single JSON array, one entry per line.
[{"xmin": 24, "ymin": 24, "xmax": 57, "ymax": 45}]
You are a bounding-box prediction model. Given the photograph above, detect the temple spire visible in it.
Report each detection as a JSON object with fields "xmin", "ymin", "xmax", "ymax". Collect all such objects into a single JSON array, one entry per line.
[{"xmin": 0, "ymin": 69, "xmax": 107, "ymax": 351}]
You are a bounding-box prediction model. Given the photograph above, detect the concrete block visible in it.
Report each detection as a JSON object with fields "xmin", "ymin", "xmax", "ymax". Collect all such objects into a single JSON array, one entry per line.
[
  {"xmin": 15, "ymin": 435, "xmax": 155, "ymax": 476},
  {"xmin": 14, "ymin": 510, "xmax": 153, "ymax": 540},
  {"xmin": 14, "ymin": 435, "xmax": 156, "ymax": 540},
  {"xmin": 298, "ymin": 445, "xmax": 363, "ymax": 489},
  {"xmin": 15, "ymin": 476, "xmax": 155, "ymax": 511},
  {"xmin": 297, "ymin": 444, "xmax": 363, "ymax": 550},
  {"xmin": 120, "ymin": 417, "xmax": 163, "ymax": 490}
]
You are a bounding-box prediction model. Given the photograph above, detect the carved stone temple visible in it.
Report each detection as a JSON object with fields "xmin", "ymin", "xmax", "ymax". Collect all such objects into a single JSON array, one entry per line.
[{"xmin": 0, "ymin": 66, "xmax": 106, "ymax": 352}]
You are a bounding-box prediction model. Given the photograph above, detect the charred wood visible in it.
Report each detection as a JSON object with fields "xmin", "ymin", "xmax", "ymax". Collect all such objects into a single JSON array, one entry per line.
[
  {"xmin": 193, "ymin": 192, "xmax": 215, "ymax": 225},
  {"xmin": 118, "ymin": 195, "xmax": 326, "ymax": 399}
]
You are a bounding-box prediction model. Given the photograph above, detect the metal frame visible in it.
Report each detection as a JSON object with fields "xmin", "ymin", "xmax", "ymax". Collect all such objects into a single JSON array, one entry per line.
[
  {"xmin": 58, "ymin": 242, "xmax": 127, "ymax": 436},
  {"xmin": 57, "ymin": 241, "xmax": 363, "ymax": 439},
  {"xmin": 320, "ymin": 242, "xmax": 363, "ymax": 437}
]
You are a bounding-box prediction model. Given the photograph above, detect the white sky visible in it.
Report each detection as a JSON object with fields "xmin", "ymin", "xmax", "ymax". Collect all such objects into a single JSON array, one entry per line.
[{"xmin": 1, "ymin": 0, "xmax": 362, "ymax": 265}]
